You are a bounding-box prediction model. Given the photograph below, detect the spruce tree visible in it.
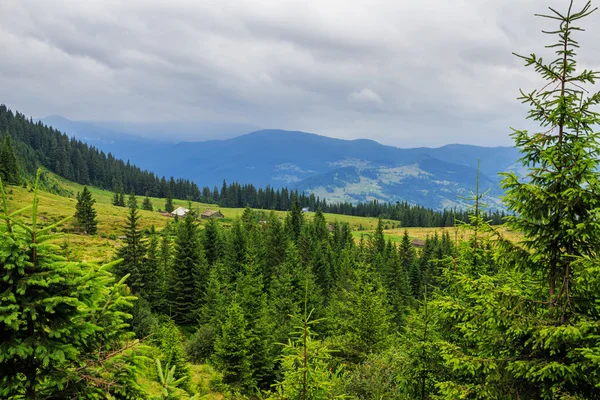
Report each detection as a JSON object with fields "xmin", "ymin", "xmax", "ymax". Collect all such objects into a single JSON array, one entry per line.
[
  {"xmin": 225, "ymin": 218, "xmax": 247, "ymax": 281},
  {"xmin": 327, "ymin": 261, "xmax": 392, "ymax": 364},
  {"xmin": 369, "ymin": 217, "xmax": 386, "ymax": 260},
  {"xmin": 112, "ymin": 187, "xmax": 120, "ymax": 206},
  {"xmin": 145, "ymin": 225, "xmax": 164, "ymax": 309},
  {"xmin": 0, "ymin": 133, "xmax": 19, "ymax": 185},
  {"xmin": 213, "ymin": 301, "xmax": 253, "ymax": 391},
  {"xmin": 0, "ymin": 171, "xmax": 143, "ymax": 398},
  {"xmin": 384, "ymin": 240, "xmax": 412, "ymax": 328},
  {"xmin": 434, "ymin": 3, "xmax": 600, "ymax": 397},
  {"xmin": 115, "ymin": 192, "xmax": 147, "ymax": 293},
  {"xmin": 263, "ymin": 211, "xmax": 287, "ymax": 282},
  {"xmin": 165, "ymin": 188, "xmax": 174, "ymax": 213},
  {"xmin": 202, "ymin": 217, "xmax": 223, "ymax": 268},
  {"xmin": 271, "ymin": 310, "xmax": 347, "ymax": 399},
  {"xmin": 236, "ymin": 257, "xmax": 276, "ymax": 390},
  {"xmin": 285, "ymin": 199, "xmax": 304, "ymax": 242},
  {"xmin": 167, "ymin": 210, "xmax": 205, "ymax": 325},
  {"xmin": 142, "ymin": 194, "xmax": 153, "ymax": 211},
  {"xmin": 74, "ymin": 185, "xmax": 98, "ymax": 235}
]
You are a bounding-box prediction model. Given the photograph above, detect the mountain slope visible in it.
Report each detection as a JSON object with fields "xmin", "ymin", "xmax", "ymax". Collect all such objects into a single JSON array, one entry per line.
[{"xmin": 42, "ymin": 117, "xmax": 520, "ymax": 209}]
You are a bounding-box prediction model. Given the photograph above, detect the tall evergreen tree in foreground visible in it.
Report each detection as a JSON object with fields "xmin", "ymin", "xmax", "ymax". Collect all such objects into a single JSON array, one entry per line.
[
  {"xmin": 0, "ymin": 133, "xmax": 19, "ymax": 185},
  {"xmin": 0, "ymin": 171, "xmax": 142, "ymax": 398},
  {"xmin": 213, "ymin": 301, "xmax": 253, "ymax": 391},
  {"xmin": 434, "ymin": 2, "xmax": 600, "ymax": 398},
  {"xmin": 168, "ymin": 208, "xmax": 205, "ymax": 324},
  {"xmin": 271, "ymin": 310, "xmax": 347, "ymax": 399},
  {"xmin": 115, "ymin": 192, "xmax": 147, "ymax": 293},
  {"xmin": 74, "ymin": 185, "xmax": 98, "ymax": 235}
]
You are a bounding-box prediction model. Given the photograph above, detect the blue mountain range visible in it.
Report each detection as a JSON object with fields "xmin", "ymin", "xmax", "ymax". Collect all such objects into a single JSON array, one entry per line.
[{"xmin": 41, "ymin": 116, "xmax": 522, "ymax": 210}]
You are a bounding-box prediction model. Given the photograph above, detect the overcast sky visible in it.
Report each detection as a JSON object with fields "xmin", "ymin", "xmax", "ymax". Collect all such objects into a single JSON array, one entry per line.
[{"xmin": 1, "ymin": 0, "xmax": 599, "ymax": 147}]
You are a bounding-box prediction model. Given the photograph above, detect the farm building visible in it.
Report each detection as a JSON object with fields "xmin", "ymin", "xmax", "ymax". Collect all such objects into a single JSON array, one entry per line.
[
  {"xmin": 171, "ymin": 207, "xmax": 189, "ymax": 217},
  {"xmin": 411, "ymin": 239, "xmax": 426, "ymax": 248},
  {"xmin": 301, "ymin": 207, "xmax": 310, "ymax": 213},
  {"xmin": 201, "ymin": 209, "xmax": 224, "ymax": 219}
]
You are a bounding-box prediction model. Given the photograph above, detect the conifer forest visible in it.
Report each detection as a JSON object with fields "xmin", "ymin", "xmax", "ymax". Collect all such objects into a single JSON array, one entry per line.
[{"xmin": 2, "ymin": 2, "xmax": 600, "ymax": 399}]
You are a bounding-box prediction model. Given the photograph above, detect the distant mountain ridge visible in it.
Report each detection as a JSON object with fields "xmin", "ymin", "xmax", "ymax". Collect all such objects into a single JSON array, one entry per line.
[{"xmin": 41, "ymin": 116, "xmax": 521, "ymax": 210}]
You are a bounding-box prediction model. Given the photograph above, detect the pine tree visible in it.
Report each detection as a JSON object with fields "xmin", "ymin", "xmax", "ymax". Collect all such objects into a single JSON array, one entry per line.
[
  {"xmin": 165, "ymin": 188, "xmax": 174, "ymax": 213},
  {"xmin": 74, "ymin": 185, "xmax": 98, "ymax": 235},
  {"xmin": 369, "ymin": 217, "xmax": 386, "ymax": 261},
  {"xmin": 328, "ymin": 261, "xmax": 392, "ymax": 364},
  {"xmin": 271, "ymin": 310, "xmax": 347, "ymax": 399},
  {"xmin": 115, "ymin": 192, "xmax": 147, "ymax": 293},
  {"xmin": 434, "ymin": 3, "xmax": 600, "ymax": 397},
  {"xmin": 0, "ymin": 133, "xmax": 19, "ymax": 184},
  {"xmin": 142, "ymin": 194, "xmax": 153, "ymax": 211},
  {"xmin": 112, "ymin": 187, "xmax": 120, "ymax": 206},
  {"xmin": 263, "ymin": 211, "xmax": 287, "ymax": 281},
  {"xmin": 285, "ymin": 199, "xmax": 304, "ymax": 241},
  {"xmin": 202, "ymin": 217, "xmax": 223, "ymax": 268},
  {"xmin": 225, "ymin": 218, "xmax": 247, "ymax": 281},
  {"xmin": 145, "ymin": 225, "xmax": 164, "ymax": 309},
  {"xmin": 236, "ymin": 257, "xmax": 276, "ymax": 390},
  {"xmin": 213, "ymin": 301, "xmax": 253, "ymax": 391},
  {"xmin": 384, "ymin": 241, "xmax": 412, "ymax": 328},
  {"xmin": 167, "ymin": 210, "xmax": 205, "ymax": 325},
  {"xmin": 0, "ymin": 170, "xmax": 143, "ymax": 398},
  {"xmin": 152, "ymin": 319, "xmax": 192, "ymax": 387}
]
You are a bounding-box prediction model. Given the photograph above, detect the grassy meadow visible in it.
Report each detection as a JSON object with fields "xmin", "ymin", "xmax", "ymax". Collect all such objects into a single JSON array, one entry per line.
[{"xmin": 4, "ymin": 170, "xmax": 519, "ymax": 263}]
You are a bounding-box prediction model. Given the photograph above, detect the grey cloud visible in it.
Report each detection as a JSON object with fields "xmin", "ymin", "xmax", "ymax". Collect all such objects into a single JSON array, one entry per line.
[{"xmin": 0, "ymin": 0, "xmax": 599, "ymax": 147}]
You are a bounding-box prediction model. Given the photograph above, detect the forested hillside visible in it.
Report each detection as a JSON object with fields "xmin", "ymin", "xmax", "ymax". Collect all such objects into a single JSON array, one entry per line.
[
  {"xmin": 42, "ymin": 118, "xmax": 520, "ymax": 210},
  {"xmin": 2, "ymin": 2, "xmax": 600, "ymax": 399}
]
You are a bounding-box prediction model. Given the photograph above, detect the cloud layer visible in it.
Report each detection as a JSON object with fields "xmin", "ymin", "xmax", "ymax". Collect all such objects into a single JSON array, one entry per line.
[{"xmin": 1, "ymin": 0, "xmax": 599, "ymax": 146}]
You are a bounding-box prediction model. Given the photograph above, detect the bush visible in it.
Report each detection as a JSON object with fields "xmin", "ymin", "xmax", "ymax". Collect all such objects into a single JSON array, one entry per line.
[{"xmin": 185, "ymin": 323, "xmax": 217, "ymax": 363}]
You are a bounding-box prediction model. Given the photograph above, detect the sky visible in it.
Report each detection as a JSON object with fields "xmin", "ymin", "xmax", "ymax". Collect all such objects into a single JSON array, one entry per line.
[{"xmin": 1, "ymin": 0, "xmax": 599, "ymax": 147}]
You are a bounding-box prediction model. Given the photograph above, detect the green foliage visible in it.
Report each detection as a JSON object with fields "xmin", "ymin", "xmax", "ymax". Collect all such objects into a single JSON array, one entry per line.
[
  {"xmin": 285, "ymin": 200, "xmax": 304, "ymax": 242},
  {"xmin": 74, "ymin": 185, "xmax": 98, "ymax": 235},
  {"xmin": 327, "ymin": 261, "xmax": 392, "ymax": 364},
  {"xmin": 145, "ymin": 225, "xmax": 166, "ymax": 310},
  {"xmin": 0, "ymin": 170, "xmax": 143, "ymax": 398},
  {"xmin": 185, "ymin": 324, "xmax": 218, "ymax": 364},
  {"xmin": 112, "ymin": 183, "xmax": 126, "ymax": 207},
  {"xmin": 202, "ymin": 217, "xmax": 223, "ymax": 268},
  {"xmin": 0, "ymin": 133, "xmax": 19, "ymax": 185},
  {"xmin": 143, "ymin": 194, "xmax": 154, "ymax": 211},
  {"xmin": 153, "ymin": 358, "xmax": 190, "ymax": 400},
  {"xmin": 115, "ymin": 191, "xmax": 147, "ymax": 293},
  {"xmin": 167, "ymin": 211, "xmax": 206, "ymax": 325},
  {"xmin": 151, "ymin": 319, "xmax": 191, "ymax": 389},
  {"xmin": 270, "ymin": 311, "xmax": 347, "ymax": 400},
  {"xmin": 165, "ymin": 189, "xmax": 174, "ymax": 213},
  {"xmin": 236, "ymin": 259, "xmax": 276, "ymax": 390},
  {"xmin": 213, "ymin": 301, "xmax": 253, "ymax": 391},
  {"xmin": 432, "ymin": 4, "xmax": 600, "ymax": 398}
]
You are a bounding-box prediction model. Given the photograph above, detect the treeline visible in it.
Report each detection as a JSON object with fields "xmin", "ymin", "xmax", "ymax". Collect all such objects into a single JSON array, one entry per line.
[
  {"xmin": 1, "ymin": 104, "xmax": 505, "ymax": 228},
  {"xmin": 0, "ymin": 104, "xmax": 202, "ymax": 199},
  {"xmin": 212, "ymin": 180, "xmax": 506, "ymax": 226}
]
